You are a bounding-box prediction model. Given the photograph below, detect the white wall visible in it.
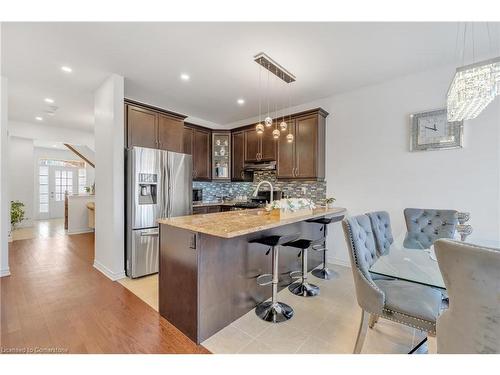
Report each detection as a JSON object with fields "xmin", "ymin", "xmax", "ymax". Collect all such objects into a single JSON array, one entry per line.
[
  {"xmin": 93, "ymin": 74, "xmax": 125, "ymax": 281},
  {"xmin": 320, "ymin": 66, "xmax": 500, "ymax": 265},
  {"xmin": 8, "ymin": 136, "xmax": 34, "ymax": 227},
  {"xmin": 0, "ymin": 76, "xmax": 10, "ymax": 277},
  {"xmin": 9, "ymin": 121, "xmax": 95, "ymax": 150},
  {"xmin": 227, "ymin": 64, "xmax": 500, "ymax": 266}
]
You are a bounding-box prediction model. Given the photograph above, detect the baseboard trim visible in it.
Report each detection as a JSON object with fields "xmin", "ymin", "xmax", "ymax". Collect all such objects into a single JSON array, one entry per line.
[
  {"xmin": 68, "ymin": 228, "xmax": 94, "ymax": 235},
  {"xmin": 0, "ymin": 267, "xmax": 11, "ymax": 277},
  {"xmin": 93, "ymin": 260, "xmax": 125, "ymax": 281},
  {"xmin": 327, "ymin": 257, "xmax": 351, "ymax": 268}
]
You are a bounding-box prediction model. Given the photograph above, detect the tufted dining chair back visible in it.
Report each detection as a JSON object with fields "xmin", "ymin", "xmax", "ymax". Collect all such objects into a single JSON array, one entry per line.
[
  {"xmin": 404, "ymin": 208, "xmax": 458, "ymax": 249},
  {"xmin": 342, "ymin": 215, "xmax": 384, "ymax": 314},
  {"xmin": 366, "ymin": 211, "xmax": 393, "ymax": 256},
  {"xmin": 434, "ymin": 239, "xmax": 500, "ymax": 353}
]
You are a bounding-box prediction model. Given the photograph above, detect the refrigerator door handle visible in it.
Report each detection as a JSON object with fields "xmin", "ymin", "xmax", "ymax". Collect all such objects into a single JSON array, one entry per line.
[
  {"xmin": 141, "ymin": 230, "xmax": 159, "ymax": 237},
  {"xmin": 167, "ymin": 159, "xmax": 172, "ymax": 218}
]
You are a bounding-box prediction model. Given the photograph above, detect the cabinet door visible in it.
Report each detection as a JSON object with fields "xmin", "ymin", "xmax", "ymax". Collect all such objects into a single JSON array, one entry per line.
[
  {"xmin": 193, "ymin": 129, "xmax": 211, "ymax": 180},
  {"xmin": 244, "ymin": 129, "xmax": 260, "ymax": 162},
  {"xmin": 158, "ymin": 114, "xmax": 184, "ymax": 152},
  {"xmin": 183, "ymin": 127, "xmax": 193, "ymax": 155},
  {"xmin": 276, "ymin": 122, "xmax": 296, "ymax": 178},
  {"xmin": 294, "ymin": 115, "xmax": 317, "ymax": 178},
  {"xmin": 232, "ymin": 131, "xmax": 246, "ymax": 181},
  {"xmin": 127, "ymin": 105, "xmax": 158, "ymax": 148},
  {"xmin": 260, "ymin": 131, "xmax": 277, "ymax": 161}
]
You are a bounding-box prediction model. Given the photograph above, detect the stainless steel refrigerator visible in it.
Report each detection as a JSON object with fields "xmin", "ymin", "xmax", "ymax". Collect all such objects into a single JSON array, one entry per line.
[{"xmin": 126, "ymin": 146, "xmax": 192, "ymax": 278}]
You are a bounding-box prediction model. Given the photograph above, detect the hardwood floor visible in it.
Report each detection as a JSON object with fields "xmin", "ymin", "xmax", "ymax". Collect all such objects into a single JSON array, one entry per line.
[{"xmin": 0, "ymin": 233, "xmax": 210, "ymax": 354}]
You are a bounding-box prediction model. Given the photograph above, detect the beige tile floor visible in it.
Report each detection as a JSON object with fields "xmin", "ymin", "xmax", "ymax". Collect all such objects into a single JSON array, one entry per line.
[
  {"xmin": 118, "ymin": 274, "xmax": 159, "ymax": 311},
  {"xmin": 11, "ymin": 218, "xmax": 66, "ymax": 241},
  {"xmin": 202, "ymin": 264, "xmax": 427, "ymax": 354},
  {"xmin": 119, "ymin": 264, "xmax": 427, "ymax": 354}
]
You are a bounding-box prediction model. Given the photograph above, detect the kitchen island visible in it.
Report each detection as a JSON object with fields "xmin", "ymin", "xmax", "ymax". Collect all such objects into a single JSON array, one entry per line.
[{"xmin": 158, "ymin": 206, "xmax": 346, "ymax": 343}]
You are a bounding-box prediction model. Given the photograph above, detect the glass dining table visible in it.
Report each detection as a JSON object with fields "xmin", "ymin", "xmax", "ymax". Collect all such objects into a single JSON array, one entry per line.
[
  {"xmin": 369, "ymin": 233, "xmax": 500, "ymax": 290},
  {"xmin": 369, "ymin": 233, "xmax": 499, "ymax": 353},
  {"xmin": 369, "ymin": 233, "xmax": 446, "ymax": 289}
]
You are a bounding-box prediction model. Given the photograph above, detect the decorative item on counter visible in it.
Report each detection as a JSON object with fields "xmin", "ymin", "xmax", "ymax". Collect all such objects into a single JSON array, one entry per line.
[
  {"xmin": 91, "ymin": 183, "xmax": 95, "ymax": 195},
  {"xmin": 266, "ymin": 198, "xmax": 316, "ymax": 218},
  {"xmin": 325, "ymin": 197, "xmax": 336, "ymax": 209},
  {"xmin": 84, "ymin": 186, "xmax": 91, "ymax": 193}
]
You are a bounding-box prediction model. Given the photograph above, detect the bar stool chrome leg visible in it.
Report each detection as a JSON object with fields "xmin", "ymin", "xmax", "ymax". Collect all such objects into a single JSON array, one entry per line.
[
  {"xmin": 312, "ymin": 223, "xmax": 339, "ymax": 280},
  {"xmin": 288, "ymin": 246, "xmax": 320, "ymax": 297},
  {"xmin": 255, "ymin": 245, "xmax": 294, "ymax": 323}
]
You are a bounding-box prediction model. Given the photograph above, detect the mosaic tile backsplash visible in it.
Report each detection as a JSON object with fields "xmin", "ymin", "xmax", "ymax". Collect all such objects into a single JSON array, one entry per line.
[{"xmin": 193, "ymin": 171, "xmax": 327, "ymax": 205}]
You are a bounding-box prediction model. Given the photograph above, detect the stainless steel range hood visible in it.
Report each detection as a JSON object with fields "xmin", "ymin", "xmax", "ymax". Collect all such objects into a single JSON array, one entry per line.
[{"xmin": 243, "ymin": 161, "xmax": 276, "ymax": 171}]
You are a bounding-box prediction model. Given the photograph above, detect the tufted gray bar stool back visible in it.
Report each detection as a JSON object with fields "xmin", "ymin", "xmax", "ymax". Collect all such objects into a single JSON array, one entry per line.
[{"xmin": 404, "ymin": 208, "xmax": 458, "ymax": 249}]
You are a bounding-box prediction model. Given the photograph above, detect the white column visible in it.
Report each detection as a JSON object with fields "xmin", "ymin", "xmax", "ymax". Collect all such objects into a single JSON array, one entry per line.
[
  {"xmin": 0, "ymin": 76, "xmax": 10, "ymax": 277},
  {"xmin": 93, "ymin": 74, "xmax": 125, "ymax": 280}
]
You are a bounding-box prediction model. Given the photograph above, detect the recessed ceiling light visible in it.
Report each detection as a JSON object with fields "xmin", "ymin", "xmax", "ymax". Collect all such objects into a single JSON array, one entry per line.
[
  {"xmin": 35, "ymin": 116, "xmax": 43, "ymax": 121},
  {"xmin": 44, "ymin": 98, "xmax": 54, "ymax": 104},
  {"xmin": 180, "ymin": 73, "xmax": 190, "ymax": 81},
  {"xmin": 237, "ymin": 99, "xmax": 245, "ymax": 105},
  {"xmin": 61, "ymin": 66, "xmax": 72, "ymax": 73}
]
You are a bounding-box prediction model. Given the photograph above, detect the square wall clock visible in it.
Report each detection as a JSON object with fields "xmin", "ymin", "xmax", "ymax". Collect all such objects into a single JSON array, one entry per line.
[{"xmin": 410, "ymin": 108, "xmax": 463, "ymax": 151}]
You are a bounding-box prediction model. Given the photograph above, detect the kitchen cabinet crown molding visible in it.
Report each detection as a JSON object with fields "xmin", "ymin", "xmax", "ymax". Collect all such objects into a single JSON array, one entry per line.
[{"xmin": 125, "ymin": 98, "xmax": 187, "ymax": 120}]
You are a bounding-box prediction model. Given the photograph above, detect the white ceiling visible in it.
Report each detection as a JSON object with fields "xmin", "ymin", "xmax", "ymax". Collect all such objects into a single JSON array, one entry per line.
[{"xmin": 2, "ymin": 22, "xmax": 499, "ymax": 131}]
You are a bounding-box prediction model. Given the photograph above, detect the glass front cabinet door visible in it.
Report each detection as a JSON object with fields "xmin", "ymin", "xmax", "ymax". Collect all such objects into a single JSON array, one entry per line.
[{"xmin": 212, "ymin": 132, "xmax": 231, "ymax": 181}]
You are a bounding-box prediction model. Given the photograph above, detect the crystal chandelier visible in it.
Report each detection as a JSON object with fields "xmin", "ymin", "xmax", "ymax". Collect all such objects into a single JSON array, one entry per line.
[{"xmin": 447, "ymin": 57, "xmax": 500, "ymax": 121}]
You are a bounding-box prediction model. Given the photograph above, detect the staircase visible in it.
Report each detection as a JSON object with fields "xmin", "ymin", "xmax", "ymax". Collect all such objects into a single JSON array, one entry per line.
[{"xmin": 64, "ymin": 144, "xmax": 95, "ymax": 168}]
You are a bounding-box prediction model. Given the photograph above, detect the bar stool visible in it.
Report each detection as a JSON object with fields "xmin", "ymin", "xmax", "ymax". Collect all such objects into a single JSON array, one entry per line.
[
  {"xmin": 283, "ymin": 239, "xmax": 320, "ymax": 297},
  {"xmin": 306, "ymin": 215, "xmax": 344, "ymax": 280},
  {"xmin": 250, "ymin": 233, "xmax": 300, "ymax": 323}
]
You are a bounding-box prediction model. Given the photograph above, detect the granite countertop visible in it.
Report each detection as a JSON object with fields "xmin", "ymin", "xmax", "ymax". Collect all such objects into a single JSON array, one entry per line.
[{"xmin": 158, "ymin": 207, "xmax": 346, "ymax": 238}]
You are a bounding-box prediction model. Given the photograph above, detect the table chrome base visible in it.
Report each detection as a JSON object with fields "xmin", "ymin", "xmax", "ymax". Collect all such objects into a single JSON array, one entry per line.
[
  {"xmin": 255, "ymin": 301, "xmax": 294, "ymax": 323},
  {"xmin": 312, "ymin": 267, "xmax": 338, "ymax": 280},
  {"xmin": 288, "ymin": 281, "xmax": 320, "ymax": 297}
]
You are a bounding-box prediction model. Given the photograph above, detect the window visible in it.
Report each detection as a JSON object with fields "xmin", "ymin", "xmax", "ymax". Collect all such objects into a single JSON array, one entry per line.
[
  {"xmin": 78, "ymin": 169, "xmax": 87, "ymax": 194},
  {"xmin": 39, "ymin": 166, "xmax": 49, "ymax": 213},
  {"xmin": 55, "ymin": 170, "xmax": 73, "ymax": 201}
]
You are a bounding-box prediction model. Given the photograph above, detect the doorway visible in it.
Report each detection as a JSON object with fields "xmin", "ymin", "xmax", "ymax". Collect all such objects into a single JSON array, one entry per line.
[{"xmin": 38, "ymin": 159, "xmax": 86, "ymax": 220}]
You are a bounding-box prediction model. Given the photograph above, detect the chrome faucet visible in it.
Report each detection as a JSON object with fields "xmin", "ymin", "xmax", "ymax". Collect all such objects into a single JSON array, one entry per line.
[{"xmin": 252, "ymin": 180, "xmax": 274, "ymax": 203}]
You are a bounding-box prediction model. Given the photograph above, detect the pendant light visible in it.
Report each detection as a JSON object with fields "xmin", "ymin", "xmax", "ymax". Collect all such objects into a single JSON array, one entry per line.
[
  {"xmin": 447, "ymin": 23, "xmax": 500, "ymax": 122},
  {"xmin": 264, "ymin": 63, "xmax": 273, "ymax": 127},
  {"xmin": 286, "ymin": 78, "xmax": 294, "ymax": 143},
  {"xmin": 279, "ymin": 72, "xmax": 288, "ymax": 132},
  {"xmin": 253, "ymin": 53, "xmax": 296, "ymax": 141},
  {"xmin": 256, "ymin": 64, "xmax": 264, "ymax": 134},
  {"xmin": 272, "ymin": 72, "xmax": 280, "ymax": 140}
]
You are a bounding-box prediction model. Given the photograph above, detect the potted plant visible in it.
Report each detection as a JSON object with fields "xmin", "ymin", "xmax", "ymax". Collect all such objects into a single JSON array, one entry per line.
[
  {"xmin": 9, "ymin": 200, "xmax": 27, "ymax": 241},
  {"xmin": 325, "ymin": 197, "xmax": 336, "ymax": 209}
]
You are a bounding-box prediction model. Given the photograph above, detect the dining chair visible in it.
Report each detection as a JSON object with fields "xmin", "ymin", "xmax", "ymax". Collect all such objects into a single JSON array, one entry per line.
[
  {"xmin": 434, "ymin": 239, "xmax": 500, "ymax": 353},
  {"xmin": 366, "ymin": 211, "xmax": 393, "ymax": 256},
  {"xmin": 403, "ymin": 208, "xmax": 458, "ymax": 249},
  {"xmin": 342, "ymin": 214, "xmax": 442, "ymax": 353}
]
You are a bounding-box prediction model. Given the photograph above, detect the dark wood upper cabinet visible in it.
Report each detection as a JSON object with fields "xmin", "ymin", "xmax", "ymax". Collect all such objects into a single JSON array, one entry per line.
[
  {"xmin": 127, "ymin": 105, "xmax": 158, "ymax": 149},
  {"xmin": 294, "ymin": 115, "xmax": 318, "ymax": 179},
  {"xmin": 193, "ymin": 128, "xmax": 211, "ymax": 181},
  {"xmin": 244, "ymin": 130, "xmax": 260, "ymax": 162},
  {"xmin": 158, "ymin": 113, "xmax": 184, "ymax": 152},
  {"xmin": 277, "ymin": 122, "xmax": 296, "ymax": 179},
  {"xmin": 184, "ymin": 124, "xmax": 211, "ymax": 181},
  {"xmin": 275, "ymin": 109, "xmax": 327, "ymax": 180},
  {"xmin": 243, "ymin": 127, "xmax": 276, "ymax": 162},
  {"xmin": 232, "ymin": 130, "xmax": 251, "ymax": 182},
  {"xmin": 182, "ymin": 127, "xmax": 193, "ymax": 155},
  {"xmin": 125, "ymin": 101, "xmax": 187, "ymax": 152},
  {"xmin": 260, "ymin": 132, "xmax": 277, "ymax": 161}
]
